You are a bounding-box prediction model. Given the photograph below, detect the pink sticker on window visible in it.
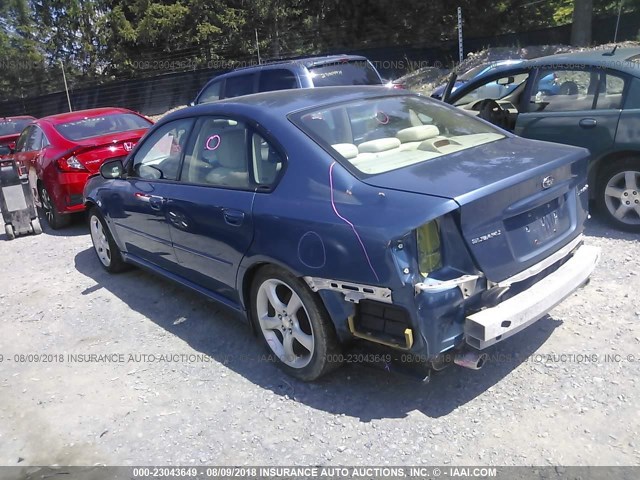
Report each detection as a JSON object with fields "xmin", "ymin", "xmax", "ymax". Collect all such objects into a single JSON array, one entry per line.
[{"xmin": 205, "ymin": 134, "xmax": 221, "ymax": 151}]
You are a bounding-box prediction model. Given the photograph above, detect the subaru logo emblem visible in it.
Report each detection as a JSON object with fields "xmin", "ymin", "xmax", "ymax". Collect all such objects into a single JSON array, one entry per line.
[
  {"xmin": 123, "ymin": 142, "xmax": 135, "ymax": 152},
  {"xmin": 542, "ymin": 176, "xmax": 555, "ymax": 189}
]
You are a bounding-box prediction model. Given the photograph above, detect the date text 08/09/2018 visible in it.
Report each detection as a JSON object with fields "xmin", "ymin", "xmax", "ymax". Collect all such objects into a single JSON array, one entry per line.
[{"xmin": 131, "ymin": 466, "xmax": 498, "ymax": 478}]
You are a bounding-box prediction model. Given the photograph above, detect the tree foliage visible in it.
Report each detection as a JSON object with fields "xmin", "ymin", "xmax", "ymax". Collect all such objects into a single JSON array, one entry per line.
[{"xmin": 1, "ymin": 0, "xmax": 639, "ymax": 99}]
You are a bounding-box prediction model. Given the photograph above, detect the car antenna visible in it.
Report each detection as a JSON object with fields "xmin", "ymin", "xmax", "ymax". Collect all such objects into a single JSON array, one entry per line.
[{"xmin": 603, "ymin": 45, "xmax": 618, "ymax": 57}]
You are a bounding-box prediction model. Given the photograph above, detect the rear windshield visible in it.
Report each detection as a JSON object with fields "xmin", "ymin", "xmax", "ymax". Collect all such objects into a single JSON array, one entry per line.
[
  {"xmin": 0, "ymin": 119, "xmax": 31, "ymax": 136},
  {"xmin": 55, "ymin": 113, "xmax": 151, "ymax": 141},
  {"xmin": 309, "ymin": 60, "xmax": 382, "ymax": 87},
  {"xmin": 291, "ymin": 95, "xmax": 505, "ymax": 177}
]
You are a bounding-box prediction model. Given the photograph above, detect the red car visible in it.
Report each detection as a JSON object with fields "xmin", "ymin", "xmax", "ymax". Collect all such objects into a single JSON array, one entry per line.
[
  {"xmin": 0, "ymin": 116, "xmax": 36, "ymax": 154},
  {"xmin": 11, "ymin": 108, "xmax": 152, "ymax": 228}
]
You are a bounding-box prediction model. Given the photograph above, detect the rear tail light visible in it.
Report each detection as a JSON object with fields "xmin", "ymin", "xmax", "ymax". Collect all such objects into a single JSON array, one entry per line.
[
  {"xmin": 57, "ymin": 155, "xmax": 87, "ymax": 172},
  {"xmin": 417, "ymin": 220, "xmax": 442, "ymax": 276}
]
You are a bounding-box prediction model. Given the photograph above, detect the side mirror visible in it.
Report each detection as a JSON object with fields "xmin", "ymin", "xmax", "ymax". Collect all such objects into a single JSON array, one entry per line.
[
  {"xmin": 189, "ymin": 101, "xmax": 195, "ymax": 107},
  {"xmin": 100, "ymin": 159, "xmax": 124, "ymax": 179}
]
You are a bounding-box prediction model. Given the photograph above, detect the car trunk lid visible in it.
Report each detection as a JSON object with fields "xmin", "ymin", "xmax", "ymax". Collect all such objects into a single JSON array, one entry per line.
[
  {"xmin": 362, "ymin": 136, "xmax": 589, "ymax": 282},
  {"xmin": 71, "ymin": 129, "xmax": 146, "ymax": 173}
]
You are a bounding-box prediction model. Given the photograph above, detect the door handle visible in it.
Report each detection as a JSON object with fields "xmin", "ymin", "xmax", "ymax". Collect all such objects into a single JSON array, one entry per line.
[
  {"xmin": 579, "ymin": 118, "xmax": 597, "ymax": 129},
  {"xmin": 135, "ymin": 193, "xmax": 164, "ymax": 210},
  {"xmin": 223, "ymin": 209, "xmax": 245, "ymax": 226}
]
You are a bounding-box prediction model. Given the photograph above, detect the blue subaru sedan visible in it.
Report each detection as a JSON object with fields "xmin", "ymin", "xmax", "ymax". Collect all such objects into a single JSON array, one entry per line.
[{"xmin": 84, "ymin": 87, "xmax": 600, "ymax": 381}]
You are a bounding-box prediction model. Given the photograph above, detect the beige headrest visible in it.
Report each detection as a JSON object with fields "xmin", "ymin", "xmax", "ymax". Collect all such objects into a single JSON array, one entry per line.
[
  {"xmin": 358, "ymin": 137, "xmax": 401, "ymax": 154},
  {"xmin": 332, "ymin": 143, "xmax": 359, "ymax": 160},
  {"xmin": 396, "ymin": 125, "xmax": 440, "ymax": 143}
]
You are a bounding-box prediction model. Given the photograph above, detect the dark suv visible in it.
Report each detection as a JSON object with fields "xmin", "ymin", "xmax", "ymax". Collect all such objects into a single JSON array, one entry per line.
[{"xmin": 193, "ymin": 55, "xmax": 384, "ymax": 104}]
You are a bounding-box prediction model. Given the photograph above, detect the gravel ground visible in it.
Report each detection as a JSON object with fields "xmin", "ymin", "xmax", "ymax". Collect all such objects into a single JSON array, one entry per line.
[{"xmin": 0, "ymin": 213, "xmax": 639, "ymax": 468}]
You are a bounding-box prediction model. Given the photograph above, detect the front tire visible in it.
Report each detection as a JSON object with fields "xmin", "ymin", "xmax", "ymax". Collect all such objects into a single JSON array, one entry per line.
[
  {"xmin": 39, "ymin": 185, "xmax": 70, "ymax": 230},
  {"xmin": 250, "ymin": 266, "xmax": 342, "ymax": 381},
  {"xmin": 596, "ymin": 158, "xmax": 640, "ymax": 232},
  {"xmin": 88, "ymin": 208, "xmax": 128, "ymax": 273}
]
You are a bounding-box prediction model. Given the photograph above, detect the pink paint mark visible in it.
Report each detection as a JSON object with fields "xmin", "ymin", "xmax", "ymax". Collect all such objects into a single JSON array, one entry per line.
[
  {"xmin": 375, "ymin": 111, "xmax": 389, "ymax": 125},
  {"xmin": 205, "ymin": 134, "xmax": 221, "ymax": 151},
  {"xmin": 329, "ymin": 162, "xmax": 380, "ymax": 283}
]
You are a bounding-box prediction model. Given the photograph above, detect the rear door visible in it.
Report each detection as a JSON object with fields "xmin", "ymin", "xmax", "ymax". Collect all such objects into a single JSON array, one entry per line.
[
  {"xmin": 165, "ymin": 116, "xmax": 283, "ymax": 305},
  {"xmin": 515, "ymin": 67, "xmax": 625, "ymax": 158},
  {"xmin": 110, "ymin": 118, "xmax": 194, "ymax": 270}
]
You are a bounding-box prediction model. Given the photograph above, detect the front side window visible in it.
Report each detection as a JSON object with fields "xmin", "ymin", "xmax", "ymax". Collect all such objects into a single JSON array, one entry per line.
[
  {"xmin": 197, "ymin": 80, "xmax": 223, "ymax": 104},
  {"xmin": 530, "ymin": 69, "xmax": 628, "ymax": 112},
  {"xmin": 530, "ymin": 69, "xmax": 596, "ymax": 112},
  {"xmin": 24, "ymin": 126, "xmax": 44, "ymax": 152},
  {"xmin": 14, "ymin": 126, "xmax": 32, "ymax": 152},
  {"xmin": 292, "ymin": 95, "xmax": 505, "ymax": 176},
  {"xmin": 454, "ymin": 72, "xmax": 530, "ymax": 106},
  {"xmin": 55, "ymin": 113, "xmax": 151, "ymax": 141},
  {"xmin": 132, "ymin": 118, "xmax": 193, "ymax": 181}
]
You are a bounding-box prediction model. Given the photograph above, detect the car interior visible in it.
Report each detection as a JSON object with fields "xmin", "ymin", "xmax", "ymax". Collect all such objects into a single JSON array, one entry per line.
[
  {"xmin": 452, "ymin": 68, "xmax": 625, "ymax": 131},
  {"xmin": 299, "ymin": 98, "xmax": 504, "ymax": 175}
]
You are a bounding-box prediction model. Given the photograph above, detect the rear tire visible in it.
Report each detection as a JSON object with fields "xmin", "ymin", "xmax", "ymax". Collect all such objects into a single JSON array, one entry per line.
[
  {"xmin": 31, "ymin": 218, "xmax": 42, "ymax": 235},
  {"xmin": 5, "ymin": 224, "xmax": 15, "ymax": 241},
  {"xmin": 249, "ymin": 265, "xmax": 342, "ymax": 381},
  {"xmin": 88, "ymin": 207, "xmax": 128, "ymax": 273},
  {"xmin": 596, "ymin": 158, "xmax": 640, "ymax": 232},
  {"xmin": 39, "ymin": 185, "xmax": 71, "ymax": 230}
]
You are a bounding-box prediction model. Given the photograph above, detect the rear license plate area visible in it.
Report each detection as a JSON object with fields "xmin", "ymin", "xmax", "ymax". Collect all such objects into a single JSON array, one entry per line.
[{"xmin": 505, "ymin": 196, "xmax": 571, "ymax": 256}]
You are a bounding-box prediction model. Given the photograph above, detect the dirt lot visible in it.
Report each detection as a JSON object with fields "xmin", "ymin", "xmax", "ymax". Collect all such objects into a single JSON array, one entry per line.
[{"xmin": 0, "ymin": 214, "xmax": 639, "ymax": 468}]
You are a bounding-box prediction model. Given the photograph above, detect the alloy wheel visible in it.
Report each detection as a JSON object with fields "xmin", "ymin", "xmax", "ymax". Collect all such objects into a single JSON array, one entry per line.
[
  {"xmin": 255, "ymin": 278, "xmax": 315, "ymax": 369},
  {"xmin": 90, "ymin": 214, "xmax": 112, "ymax": 267},
  {"xmin": 603, "ymin": 170, "xmax": 640, "ymax": 226}
]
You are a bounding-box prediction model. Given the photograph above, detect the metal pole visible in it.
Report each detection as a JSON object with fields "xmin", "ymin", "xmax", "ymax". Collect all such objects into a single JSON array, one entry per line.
[
  {"xmin": 613, "ymin": 0, "xmax": 624, "ymax": 43},
  {"xmin": 255, "ymin": 29, "xmax": 262, "ymax": 65},
  {"xmin": 457, "ymin": 7, "xmax": 464, "ymax": 64},
  {"xmin": 60, "ymin": 60, "xmax": 72, "ymax": 112}
]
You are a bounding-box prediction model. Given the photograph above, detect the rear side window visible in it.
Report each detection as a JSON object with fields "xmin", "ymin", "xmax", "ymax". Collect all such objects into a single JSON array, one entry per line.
[
  {"xmin": 309, "ymin": 60, "xmax": 382, "ymax": 87},
  {"xmin": 198, "ymin": 80, "xmax": 223, "ymax": 104},
  {"xmin": 55, "ymin": 113, "xmax": 151, "ymax": 141},
  {"xmin": 624, "ymin": 77, "xmax": 640, "ymax": 109},
  {"xmin": 224, "ymin": 74, "xmax": 255, "ymax": 98},
  {"xmin": 258, "ymin": 69, "xmax": 298, "ymax": 92}
]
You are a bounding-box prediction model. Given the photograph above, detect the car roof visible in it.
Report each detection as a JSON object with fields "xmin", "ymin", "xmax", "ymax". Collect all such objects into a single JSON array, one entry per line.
[
  {"xmin": 39, "ymin": 107, "xmax": 137, "ymax": 125},
  {"xmin": 528, "ymin": 47, "xmax": 640, "ymax": 76},
  {"xmin": 229, "ymin": 54, "xmax": 370, "ymax": 74},
  {"xmin": 457, "ymin": 48, "xmax": 640, "ymax": 83},
  {"xmin": 166, "ymin": 86, "xmax": 407, "ymax": 123},
  {"xmin": 0, "ymin": 115, "xmax": 36, "ymax": 122}
]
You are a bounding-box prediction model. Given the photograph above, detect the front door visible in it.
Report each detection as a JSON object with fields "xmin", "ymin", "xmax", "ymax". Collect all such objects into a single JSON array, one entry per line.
[
  {"xmin": 110, "ymin": 118, "xmax": 194, "ymax": 271},
  {"xmin": 515, "ymin": 68, "xmax": 625, "ymax": 158}
]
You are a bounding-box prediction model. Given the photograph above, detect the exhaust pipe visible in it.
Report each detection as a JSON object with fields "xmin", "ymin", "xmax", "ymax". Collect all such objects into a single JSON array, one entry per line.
[{"xmin": 454, "ymin": 350, "xmax": 488, "ymax": 370}]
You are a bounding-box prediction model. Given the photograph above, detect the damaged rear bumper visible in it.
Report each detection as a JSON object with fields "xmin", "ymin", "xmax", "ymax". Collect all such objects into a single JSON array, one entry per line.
[{"xmin": 464, "ymin": 243, "xmax": 600, "ymax": 349}]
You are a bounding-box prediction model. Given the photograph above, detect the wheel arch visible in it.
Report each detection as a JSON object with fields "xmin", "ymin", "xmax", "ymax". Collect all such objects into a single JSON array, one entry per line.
[
  {"xmin": 590, "ymin": 150, "xmax": 640, "ymax": 198},
  {"xmin": 237, "ymin": 259, "xmax": 352, "ymax": 342}
]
